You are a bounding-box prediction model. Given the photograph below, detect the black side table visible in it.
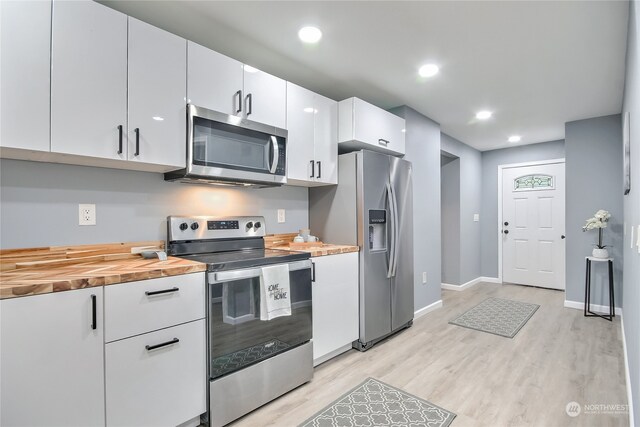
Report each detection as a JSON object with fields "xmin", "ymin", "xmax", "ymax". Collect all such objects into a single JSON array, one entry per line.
[{"xmin": 584, "ymin": 256, "xmax": 615, "ymax": 321}]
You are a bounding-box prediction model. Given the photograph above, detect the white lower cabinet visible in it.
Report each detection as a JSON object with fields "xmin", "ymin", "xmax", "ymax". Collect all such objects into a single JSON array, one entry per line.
[
  {"xmin": 311, "ymin": 252, "xmax": 359, "ymax": 366},
  {"xmin": 0, "ymin": 288, "xmax": 105, "ymax": 427},
  {"xmin": 105, "ymin": 319, "xmax": 207, "ymax": 427}
]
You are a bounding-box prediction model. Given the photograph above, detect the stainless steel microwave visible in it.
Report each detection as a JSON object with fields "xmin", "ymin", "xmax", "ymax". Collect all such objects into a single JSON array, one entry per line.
[{"xmin": 165, "ymin": 104, "xmax": 287, "ymax": 187}]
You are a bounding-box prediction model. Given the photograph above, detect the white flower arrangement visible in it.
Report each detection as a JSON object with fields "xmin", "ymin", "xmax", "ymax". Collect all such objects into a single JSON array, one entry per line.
[{"xmin": 582, "ymin": 209, "xmax": 611, "ymax": 248}]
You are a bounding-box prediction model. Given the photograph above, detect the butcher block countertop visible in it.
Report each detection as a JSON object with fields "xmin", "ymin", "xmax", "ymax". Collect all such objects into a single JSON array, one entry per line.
[
  {"xmin": 0, "ymin": 242, "xmax": 206, "ymax": 300},
  {"xmin": 264, "ymin": 233, "xmax": 359, "ymax": 257}
]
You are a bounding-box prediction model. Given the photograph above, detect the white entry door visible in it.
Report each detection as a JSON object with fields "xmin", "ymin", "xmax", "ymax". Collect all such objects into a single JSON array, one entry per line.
[{"xmin": 501, "ymin": 162, "xmax": 566, "ymax": 289}]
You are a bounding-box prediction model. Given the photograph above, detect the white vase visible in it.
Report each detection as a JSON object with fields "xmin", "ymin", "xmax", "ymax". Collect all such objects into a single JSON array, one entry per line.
[{"xmin": 592, "ymin": 248, "xmax": 609, "ymax": 259}]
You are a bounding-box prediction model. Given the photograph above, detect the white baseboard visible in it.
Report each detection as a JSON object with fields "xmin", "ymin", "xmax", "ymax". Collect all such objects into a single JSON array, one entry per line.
[
  {"xmin": 441, "ymin": 276, "xmax": 502, "ymax": 291},
  {"xmin": 621, "ymin": 314, "xmax": 636, "ymax": 427},
  {"xmin": 414, "ymin": 300, "xmax": 443, "ymax": 319},
  {"xmin": 563, "ymin": 300, "xmax": 622, "ymax": 316}
]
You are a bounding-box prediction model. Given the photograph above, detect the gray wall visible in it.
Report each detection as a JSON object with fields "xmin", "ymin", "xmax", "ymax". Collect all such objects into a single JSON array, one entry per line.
[
  {"xmin": 565, "ymin": 115, "xmax": 623, "ymax": 308},
  {"xmin": 480, "ymin": 140, "xmax": 566, "ymax": 278},
  {"xmin": 440, "ymin": 133, "xmax": 482, "ymax": 284},
  {"xmin": 390, "ymin": 106, "xmax": 442, "ymax": 311},
  {"xmin": 441, "ymin": 156, "xmax": 460, "ymax": 284},
  {"xmin": 622, "ymin": 0, "xmax": 640, "ymax": 422},
  {"xmin": 0, "ymin": 159, "xmax": 309, "ymax": 248}
]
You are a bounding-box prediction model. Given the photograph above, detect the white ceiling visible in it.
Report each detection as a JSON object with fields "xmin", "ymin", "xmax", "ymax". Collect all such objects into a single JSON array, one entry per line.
[{"xmin": 104, "ymin": 1, "xmax": 629, "ymax": 151}]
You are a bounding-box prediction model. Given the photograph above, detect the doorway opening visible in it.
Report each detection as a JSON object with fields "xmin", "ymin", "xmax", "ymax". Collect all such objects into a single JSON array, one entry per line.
[{"xmin": 441, "ymin": 150, "xmax": 460, "ymax": 286}]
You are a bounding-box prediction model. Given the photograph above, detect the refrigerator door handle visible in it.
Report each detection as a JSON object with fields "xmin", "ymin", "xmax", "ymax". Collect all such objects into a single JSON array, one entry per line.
[
  {"xmin": 390, "ymin": 183, "xmax": 400, "ymax": 277},
  {"xmin": 386, "ymin": 182, "xmax": 396, "ymax": 279}
]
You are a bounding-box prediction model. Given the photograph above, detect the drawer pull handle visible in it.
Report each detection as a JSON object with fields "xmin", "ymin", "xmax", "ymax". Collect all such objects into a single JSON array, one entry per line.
[
  {"xmin": 146, "ymin": 338, "xmax": 179, "ymax": 351},
  {"xmin": 145, "ymin": 287, "xmax": 180, "ymax": 296},
  {"xmin": 378, "ymin": 138, "xmax": 389, "ymax": 146}
]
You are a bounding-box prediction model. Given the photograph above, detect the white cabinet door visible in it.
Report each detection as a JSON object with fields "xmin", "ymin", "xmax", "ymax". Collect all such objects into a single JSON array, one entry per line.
[
  {"xmin": 0, "ymin": 289, "xmax": 105, "ymax": 426},
  {"xmin": 105, "ymin": 319, "xmax": 207, "ymax": 427},
  {"xmin": 379, "ymin": 110, "xmax": 406, "ymax": 155},
  {"xmin": 187, "ymin": 41, "xmax": 243, "ymax": 116},
  {"xmin": 286, "ymin": 82, "xmax": 315, "ymax": 183},
  {"xmin": 128, "ymin": 17, "xmax": 186, "ymax": 169},
  {"xmin": 314, "ymin": 94, "xmax": 338, "ymax": 185},
  {"xmin": 0, "ymin": 0, "xmax": 50, "ymax": 151},
  {"xmin": 243, "ymin": 65, "xmax": 286, "ymax": 129},
  {"xmin": 312, "ymin": 252, "xmax": 359, "ymax": 365},
  {"xmin": 51, "ymin": 0, "xmax": 127, "ymax": 160}
]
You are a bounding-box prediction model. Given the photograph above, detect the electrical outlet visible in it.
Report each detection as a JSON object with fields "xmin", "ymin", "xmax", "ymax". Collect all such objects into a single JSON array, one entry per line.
[
  {"xmin": 422, "ymin": 272, "xmax": 427, "ymax": 284},
  {"xmin": 473, "ymin": 214, "xmax": 480, "ymax": 222},
  {"xmin": 277, "ymin": 209, "xmax": 286, "ymax": 223},
  {"xmin": 79, "ymin": 204, "xmax": 96, "ymax": 226}
]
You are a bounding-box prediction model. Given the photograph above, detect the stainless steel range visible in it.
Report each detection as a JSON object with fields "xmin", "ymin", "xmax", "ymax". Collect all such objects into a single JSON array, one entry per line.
[{"xmin": 167, "ymin": 216, "xmax": 313, "ymax": 427}]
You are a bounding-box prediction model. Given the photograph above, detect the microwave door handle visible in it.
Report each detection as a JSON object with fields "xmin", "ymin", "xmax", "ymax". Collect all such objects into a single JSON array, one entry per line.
[{"xmin": 269, "ymin": 136, "xmax": 279, "ymax": 174}]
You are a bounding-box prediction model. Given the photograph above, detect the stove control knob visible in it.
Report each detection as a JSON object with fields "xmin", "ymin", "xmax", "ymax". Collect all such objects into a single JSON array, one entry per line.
[
  {"xmin": 254, "ymin": 222, "xmax": 262, "ymax": 229},
  {"xmin": 179, "ymin": 222, "xmax": 188, "ymax": 231},
  {"xmin": 190, "ymin": 222, "xmax": 199, "ymax": 231},
  {"xmin": 246, "ymin": 221, "xmax": 254, "ymax": 230}
]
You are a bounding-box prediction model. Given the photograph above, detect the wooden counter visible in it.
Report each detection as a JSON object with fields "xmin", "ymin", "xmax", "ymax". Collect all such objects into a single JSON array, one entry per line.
[
  {"xmin": 0, "ymin": 242, "xmax": 206, "ymax": 300},
  {"xmin": 264, "ymin": 233, "xmax": 360, "ymax": 258}
]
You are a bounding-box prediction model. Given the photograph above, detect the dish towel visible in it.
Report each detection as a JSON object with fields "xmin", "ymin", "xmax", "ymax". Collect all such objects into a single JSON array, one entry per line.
[{"xmin": 259, "ymin": 264, "xmax": 291, "ymax": 321}]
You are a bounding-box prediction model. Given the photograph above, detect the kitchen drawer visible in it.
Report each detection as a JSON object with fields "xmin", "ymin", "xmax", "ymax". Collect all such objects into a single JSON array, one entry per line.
[
  {"xmin": 105, "ymin": 319, "xmax": 207, "ymax": 427},
  {"xmin": 105, "ymin": 272, "xmax": 205, "ymax": 342}
]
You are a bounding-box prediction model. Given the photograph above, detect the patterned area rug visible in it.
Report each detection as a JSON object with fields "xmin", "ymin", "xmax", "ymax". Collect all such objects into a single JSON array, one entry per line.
[
  {"xmin": 210, "ymin": 338, "xmax": 290, "ymax": 378},
  {"xmin": 299, "ymin": 378, "xmax": 456, "ymax": 427},
  {"xmin": 449, "ymin": 297, "xmax": 540, "ymax": 338}
]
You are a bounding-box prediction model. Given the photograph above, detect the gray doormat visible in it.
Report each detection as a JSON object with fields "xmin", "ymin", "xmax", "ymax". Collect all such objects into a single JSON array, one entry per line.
[
  {"xmin": 299, "ymin": 378, "xmax": 456, "ymax": 427},
  {"xmin": 449, "ymin": 297, "xmax": 540, "ymax": 338}
]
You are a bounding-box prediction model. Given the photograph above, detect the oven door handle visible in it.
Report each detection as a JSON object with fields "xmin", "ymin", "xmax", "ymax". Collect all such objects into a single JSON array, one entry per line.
[
  {"xmin": 209, "ymin": 259, "xmax": 312, "ymax": 283},
  {"xmin": 268, "ymin": 135, "xmax": 279, "ymax": 174}
]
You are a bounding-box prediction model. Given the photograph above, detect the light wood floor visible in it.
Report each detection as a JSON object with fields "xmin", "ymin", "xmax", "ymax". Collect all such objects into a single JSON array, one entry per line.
[{"xmin": 230, "ymin": 282, "xmax": 629, "ymax": 427}]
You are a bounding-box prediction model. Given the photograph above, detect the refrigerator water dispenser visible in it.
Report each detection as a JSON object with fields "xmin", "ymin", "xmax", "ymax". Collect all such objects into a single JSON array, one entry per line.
[{"xmin": 368, "ymin": 209, "xmax": 387, "ymax": 251}]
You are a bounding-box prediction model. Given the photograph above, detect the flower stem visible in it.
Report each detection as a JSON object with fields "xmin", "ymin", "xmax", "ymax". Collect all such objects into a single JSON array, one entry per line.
[{"xmin": 598, "ymin": 228, "xmax": 603, "ymax": 248}]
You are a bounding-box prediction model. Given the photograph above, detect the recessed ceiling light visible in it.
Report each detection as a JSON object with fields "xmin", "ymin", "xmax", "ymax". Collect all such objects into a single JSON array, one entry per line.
[
  {"xmin": 298, "ymin": 26, "xmax": 322, "ymax": 44},
  {"xmin": 303, "ymin": 107, "xmax": 316, "ymax": 113},
  {"xmin": 243, "ymin": 65, "xmax": 259, "ymax": 73},
  {"xmin": 508, "ymin": 135, "xmax": 521, "ymax": 143},
  {"xmin": 418, "ymin": 64, "xmax": 439, "ymax": 78},
  {"xmin": 152, "ymin": 116, "xmax": 164, "ymax": 121},
  {"xmin": 476, "ymin": 111, "xmax": 492, "ymax": 120}
]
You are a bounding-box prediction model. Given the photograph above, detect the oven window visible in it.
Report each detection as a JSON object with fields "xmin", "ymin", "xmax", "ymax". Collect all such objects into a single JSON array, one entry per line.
[
  {"xmin": 193, "ymin": 117, "xmax": 271, "ymax": 173},
  {"xmin": 209, "ymin": 267, "xmax": 312, "ymax": 380}
]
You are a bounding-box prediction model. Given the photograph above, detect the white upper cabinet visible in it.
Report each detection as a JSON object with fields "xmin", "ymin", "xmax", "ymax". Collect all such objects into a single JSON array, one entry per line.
[
  {"xmin": 128, "ymin": 17, "xmax": 186, "ymax": 169},
  {"xmin": 243, "ymin": 66, "xmax": 286, "ymax": 129},
  {"xmin": 1, "ymin": 288, "xmax": 105, "ymax": 426},
  {"xmin": 286, "ymin": 83, "xmax": 315, "ymax": 182},
  {"xmin": 187, "ymin": 41, "xmax": 244, "ymax": 117},
  {"xmin": 0, "ymin": 0, "xmax": 51, "ymax": 152},
  {"xmin": 338, "ymin": 97, "xmax": 405, "ymax": 156},
  {"xmin": 313, "ymin": 93, "xmax": 338, "ymax": 185},
  {"xmin": 51, "ymin": 0, "xmax": 128, "ymax": 160},
  {"xmin": 286, "ymin": 82, "xmax": 338, "ymax": 186},
  {"xmin": 187, "ymin": 42, "xmax": 286, "ymax": 129}
]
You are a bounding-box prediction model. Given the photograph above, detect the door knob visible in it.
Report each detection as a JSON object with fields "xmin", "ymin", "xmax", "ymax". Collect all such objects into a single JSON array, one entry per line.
[
  {"xmin": 503, "ymin": 230, "xmax": 509, "ymax": 234},
  {"xmin": 561, "ymin": 235, "xmax": 565, "ymax": 239},
  {"xmin": 504, "ymin": 221, "xmax": 509, "ymax": 226}
]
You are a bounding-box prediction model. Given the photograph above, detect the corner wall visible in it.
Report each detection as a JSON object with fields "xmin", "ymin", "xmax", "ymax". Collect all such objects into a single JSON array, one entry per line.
[
  {"xmin": 390, "ymin": 106, "xmax": 443, "ymax": 311},
  {"xmin": 440, "ymin": 133, "xmax": 482, "ymax": 284},
  {"xmin": 622, "ymin": 0, "xmax": 640, "ymax": 422}
]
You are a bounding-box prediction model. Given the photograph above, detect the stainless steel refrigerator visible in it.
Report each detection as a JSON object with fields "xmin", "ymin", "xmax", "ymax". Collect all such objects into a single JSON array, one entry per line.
[{"xmin": 309, "ymin": 150, "xmax": 414, "ymax": 351}]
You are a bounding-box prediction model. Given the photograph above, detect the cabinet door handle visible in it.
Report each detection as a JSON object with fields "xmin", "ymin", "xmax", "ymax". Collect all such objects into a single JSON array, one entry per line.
[
  {"xmin": 378, "ymin": 138, "xmax": 389, "ymax": 146},
  {"xmin": 310, "ymin": 160, "xmax": 315, "ymax": 178},
  {"xmin": 145, "ymin": 287, "xmax": 180, "ymax": 296},
  {"xmin": 91, "ymin": 294, "xmax": 97, "ymax": 330},
  {"xmin": 117, "ymin": 125, "xmax": 123, "ymax": 154},
  {"xmin": 311, "ymin": 261, "xmax": 316, "ymax": 282},
  {"xmin": 317, "ymin": 161, "xmax": 321, "ymax": 179},
  {"xmin": 145, "ymin": 337, "xmax": 179, "ymax": 351},
  {"xmin": 235, "ymin": 90, "xmax": 242, "ymax": 114},
  {"xmin": 134, "ymin": 128, "xmax": 140, "ymax": 156},
  {"xmin": 246, "ymin": 93, "xmax": 252, "ymax": 116}
]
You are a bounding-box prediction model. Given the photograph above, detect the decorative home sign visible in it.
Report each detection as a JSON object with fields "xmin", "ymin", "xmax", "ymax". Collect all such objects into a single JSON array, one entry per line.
[
  {"xmin": 582, "ymin": 209, "xmax": 611, "ymax": 259},
  {"xmin": 513, "ymin": 174, "xmax": 554, "ymax": 191},
  {"xmin": 623, "ymin": 111, "xmax": 631, "ymax": 195}
]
